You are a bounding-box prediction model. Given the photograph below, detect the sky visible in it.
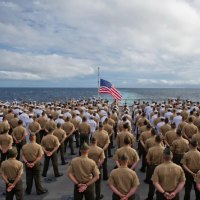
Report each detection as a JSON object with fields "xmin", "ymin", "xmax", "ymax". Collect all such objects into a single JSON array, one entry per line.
[{"xmin": 1, "ymin": 0, "xmax": 200, "ymax": 88}]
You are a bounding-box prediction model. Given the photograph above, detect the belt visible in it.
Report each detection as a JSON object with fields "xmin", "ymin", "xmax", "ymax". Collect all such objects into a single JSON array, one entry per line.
[
  {"xmin": 191, "ymin": 169, "xmax": 199, "ymax": 173},
  {"xmin": 149, "ymin": 164, "xmax": 158, "ymax": 166},
  {"xmin": 46, "ymin": 148, "xmax": 54, "ymax": 151}
]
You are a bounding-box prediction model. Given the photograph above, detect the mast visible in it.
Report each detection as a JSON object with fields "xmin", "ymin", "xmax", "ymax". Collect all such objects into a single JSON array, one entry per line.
[{"xmin": 97, "ymin": 67, "xmax": 100, "ymax": 99}]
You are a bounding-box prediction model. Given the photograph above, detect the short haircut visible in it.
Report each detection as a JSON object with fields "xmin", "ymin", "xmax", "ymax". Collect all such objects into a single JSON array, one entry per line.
[
  {"xmin": 120, "ymin": 153, "xmax": 129, "ymax": 162},
  {"xmin": 176, "ymin": 129, "xmax": 182, "ymax": 136},
  {"xmin": 155, "ymin": 135, "xmax": 162, "ymax": 143},
  {"xmin": 18, "ymin": 120, "xmax": 23, "ymax": 125},
  {"xmin": 80, "ymin": 142, "xmax": 90, "ymax": 152},
  {"xmin": 165, "ymin": 118, "xmax": 169, "ymax": 124},
  {"xmin": 123, "ymin": 122, "xmax": 129, "ymax": 129},
  {"xmin": 124, "ymin": 135, "xmax": 131, "ymax": 145},
  {"xmin": 8, "ymin": 147, "xmax": 18, "ymax": 158},
  {"xmin": 151, "ymin": 128, "xmax": 156, "ymax": 136},
  {"xmin": 90, "ymin": 137, "xmax": 97, "ymax": 144},
  {"xmin": 188, "ymin": 117, "xmax": 193, "ymax": 123},
  {"xmin": 190, "ymin": 138, "xmax": 198, "ymax": 148},
  {"xmin": 57, "ymin": 123, "xmax": 61, "ymax": 128},
  {"xmin": 82, "ymin": 116, "xmax": 87, "ymax": 122}
]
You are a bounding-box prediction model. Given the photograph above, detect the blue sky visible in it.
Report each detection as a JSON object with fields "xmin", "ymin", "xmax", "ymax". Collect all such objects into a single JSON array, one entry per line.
[{"xmin": 1, "ymin": 0, "xmax": 200, "ymax": 88}]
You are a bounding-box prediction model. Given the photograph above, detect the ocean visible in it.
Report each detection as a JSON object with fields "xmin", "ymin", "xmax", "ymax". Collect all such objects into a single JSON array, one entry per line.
[{"xmin": 0, "ymin": 88, "xmax": 200, "ymax": 105}]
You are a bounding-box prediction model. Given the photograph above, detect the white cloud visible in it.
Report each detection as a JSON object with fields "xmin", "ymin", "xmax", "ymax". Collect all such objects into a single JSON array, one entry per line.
[
  {"xmin": 0, "ymin": 50, "xmax": 94, "ymax": 80},
  {"xmin": 0, "ymin": 0, "xmax": 200, "ymax": 86},
  {"xmin": 137, "ymin": 79, "xmax": 200, "ymax": 86},
  {"xmin": 0, "ymin": 71, "xmax": 42, "ymax": 80}
]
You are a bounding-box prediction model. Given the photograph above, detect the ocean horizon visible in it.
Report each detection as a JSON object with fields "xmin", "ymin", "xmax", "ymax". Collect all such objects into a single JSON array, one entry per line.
[{"xmin": 0, "ymin": 88, "xmax": 200, "ymax": 104}]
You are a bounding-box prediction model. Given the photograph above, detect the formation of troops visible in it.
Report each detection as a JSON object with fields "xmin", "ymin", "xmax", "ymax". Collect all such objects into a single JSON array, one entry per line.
[{"xmin": 0, "ymin": 98, "xmax": 200, "ymax": 200}]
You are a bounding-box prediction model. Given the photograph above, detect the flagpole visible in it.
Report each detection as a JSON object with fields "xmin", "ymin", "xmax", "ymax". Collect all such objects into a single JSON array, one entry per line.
[{"xmin": 97, "ymin": 67, "xmax": 100, "ymax": 99}]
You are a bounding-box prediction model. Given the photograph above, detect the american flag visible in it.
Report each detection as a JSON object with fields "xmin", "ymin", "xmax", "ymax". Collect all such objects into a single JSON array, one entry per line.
[{"xmin": 99, "ymin": 79, "xmax": 122, "ymax": 101}]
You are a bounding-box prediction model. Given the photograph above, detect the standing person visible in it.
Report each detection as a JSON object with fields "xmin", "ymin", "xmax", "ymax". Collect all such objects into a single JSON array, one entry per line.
[
  {"xmin": 192, "ymin": 124, "xmax": 200, "ymax": 151},
  {"xmin": 62, "ymin": 117, "xmax": 76, "ymax": 155},
  {"xmin": 45, "ymin": 115, "xmax": 56, "ymax": 135},
  {"xmin": 0, "ymin": 125, "xmax": 13, "ymax": 164},
  {"xmin": 41, "ymin": 127, "xmax": 63, "ymax": 177},
  {"xmin": 9, "ymin": 114, "xmax": 19, "ymax": 134},
  {"xmin": 94, "ymin": 122, "xmax": 110, "ymax": 180},
  {"xmin": 108, "ymin": 153, "xmax": 140, "ymax": 200},
  {"xmin": 114, "ymin": 136, "xmax": 139, "ymax": 170},
  {"xmin": 151, "ymin": 147, "xmax": 185, "ymax": 200},
  {"xmin": 182, "ymin": 117, "xmax": 198, "ymax": 141},
  {"xmin": 88, "ymin": 115, "xmax": 97, "ymax": 141},
  {"xmin": 37, "ymin": 112, "xmax": 47, "ymax": 142},
  {"xmin": 116, "ymin": 123, "xmax": 135, "ymax": 148},
  {"xmin": 160, "ymin": 118, "xmax": 171, "ymax": 137},
  {"xmin": 145, "ymin": 135, "xmax": 164, "ymax": 200},
  {"xmin": 181, "ymin": 138, "xmax": 200, "ymax": 200},
  {"xmin": 88, "ymin": 137, "xmax": 105, "ymax": 200},
  {"xmin": 1, "ymin": 148, "xmax": 24, "ymax": 200},
  {"xmin": 53, "ymin": 123, "xmax": 67, "ymax": 165},
  {"xmin": 195, "ymin": 170, "xmax": 200, "ymax": 191},
  {"xmin": 139, "ymin": 124, "xmax": 152, "ymax": 172},
  {"xmin": 170, "ymin": 129, "xmax": 189, "ymax": 165},
  {"xmin": 103, "ymin": 118, "xmax": 113, "ymax": 157},
  {"xmin": 71, "ymin": 113, "xmax": 81, "ymax": 148},
  {"xmin": 164, "ymin": 123, "xmax": 177, "ymax": 147},
  {"xmin": 79, "ymin": 116, "xmax": 91, "ymax": 147},
  {"xmin": 28, "ymin": 116, "xmax": 41, "ymax": 144},
  {"xmin": 22, "ymin": 133, "xmax": 47, "ymax": 195},
  {"xmin": 67, "ymin": 143, "xmax": 100, "ymax": 200},
  {"xmin": 173, "ymin": 111, "xmax": 182, "ymax": 128},
  {"xmin": 12, "ymin": 120, "xmax": 27, "ymax": 160}
]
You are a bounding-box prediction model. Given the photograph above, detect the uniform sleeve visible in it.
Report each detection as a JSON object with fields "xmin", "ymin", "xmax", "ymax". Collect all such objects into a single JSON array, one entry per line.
[
  {"xmin": 178, "ymin": 167, "xmax": 186, "ymax": 182},
  {"xmin": 0, "ymin": 162, "xmax": 6, "ymax": 176},
  {"xmin": 9, "ymin": 136, "xmax": 13, "ymax": 145},
  {"xmin": 108, "ymin": 171, "xmax": 115, "ymax": 186},
  {"xmin": 23, "ymin": 127, "xmax": 27, "ymax": 136},
  {"xmin": 170, "ymin": 142, "xmax": 175, "ymax": 152},
  {"xmin": 181, "ymin": 126, "xmax": 185, "ymax": 136},
  {"xmin": 131, "ymin": 135, "xmax": 135, "ymax": 145},
  {"xmin": 92, "ymin": 162, "xmax": 100, "ymax": 177},
  {"xmin": 38, "ymin": 145, "xmax": 44, "ymax": 156},
  {"xmin": 18, "ymin": 162, "xmax": 23, "ymax": 176},
  {"xmin": 146, "ymin": 150, "xmax": 151, "ymax": 162},
  {"xmin": 180, "ymin": 154, "xmax": 187, "ymax": 165},
  {"xmin": 54, "ymin": 137, "xmax": 60, "ymax": 147},
  {"xmin": 100, "ymin": 150, "xmax": 105, "ymax": 161},
  {"xmin": 195, "ymin": 170, "xmax": 200, "ymax": 183},
  {"xmin": 67, "ymin": 160, "xmax": 74, "ymax": 175},
  {"xmin": 133, "ymin": 150, "xmax": 140, "ymax": 163},
  {"xmin": 195, "ymin": 126, "xmax": 198, "ymax": 134},
  {"xmin": 139, "ymin": 133, "xmax": 143, "ymax": 142},
  {"xmin": 132, "ymin": 172, "xmax": 140, "ymax": 187},
  {"xmin": 151, "ymin": 166, "xmax": 159, "ymax": 183},
  {"xmin": 106, "ymin": 135, "xmax": 110, "ymax": 144},
  {"xmin": 63, "ymin": 130, "xmax": 67, "ymax": 138}
]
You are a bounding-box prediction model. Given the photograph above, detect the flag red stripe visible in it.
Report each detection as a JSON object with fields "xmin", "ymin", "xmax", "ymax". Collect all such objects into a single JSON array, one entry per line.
[{"xmin": 99, "ymin": 86, "xmax": 122, "ymax": 100}]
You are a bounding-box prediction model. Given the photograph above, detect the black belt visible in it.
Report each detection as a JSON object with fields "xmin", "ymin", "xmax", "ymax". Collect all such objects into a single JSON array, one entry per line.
[{"xmin": 46, "ymin": 148, "xmax": 54, "ymax": 151}]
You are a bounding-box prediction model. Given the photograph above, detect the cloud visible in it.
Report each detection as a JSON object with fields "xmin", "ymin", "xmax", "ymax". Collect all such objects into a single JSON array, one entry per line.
[
  {"xmin": 137, "ymin": 79, "xmax": 200, "ymax": 86},
  {"xmin": 0, "ymin": 71, "xmax": 41, "ymax": 80},
  {"xmin": 0, "ymin": 0, "xmax": 200, "ymax": 87},
  {"xmin": 0, "ymin": 50, "xmax": 95, "ymax": 80}
]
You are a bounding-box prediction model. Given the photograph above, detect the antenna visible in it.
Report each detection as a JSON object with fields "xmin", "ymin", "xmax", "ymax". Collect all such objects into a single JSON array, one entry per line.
[{"xmin": 98, "ymin": 67, "xmax": 100, "ymax": 99}]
